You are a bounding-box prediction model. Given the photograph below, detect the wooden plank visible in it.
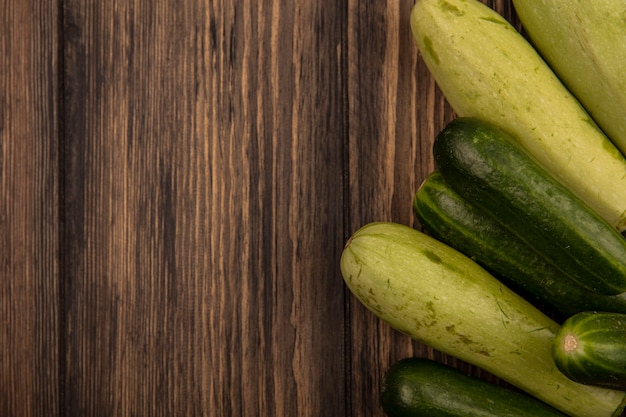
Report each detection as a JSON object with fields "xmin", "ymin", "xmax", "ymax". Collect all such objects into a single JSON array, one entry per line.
[
  {"xmin": 62, "ymin": 0, "xmax": 346, "ymax": 415},
  {"xmin": 346, "ymin": 1, "xmax": 521, "ymax": 415},
  {"xmin": 0, "ymin": 1, "xmax": 61, "ymax": 416}
]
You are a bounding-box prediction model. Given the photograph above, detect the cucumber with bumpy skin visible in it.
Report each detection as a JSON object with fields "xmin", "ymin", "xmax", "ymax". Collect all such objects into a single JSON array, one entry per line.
[
  {"xmin": 340, "ymin": 222, "xmax": 626, "ymax": 417},
  {"xmin": 512, "ymin": 0, "xmax": 626, "ymax": 156},
  {"xmin": 553, "ymin": 311, "xmax": 626, "ymax": 391},
  {"xmin": 381, "ymin": 357, "xmax": 567, "ymax": 417},
  {"xmin": 433, "ymin": 117, "xmax": 626, "ymax": 296},
  {"xmin": 410, "ymin": 0, "xmax": 626, "ymax": 231},
  {"xmin": 413, "ymin": 170, "xmax": 626, "ymax": 319}
]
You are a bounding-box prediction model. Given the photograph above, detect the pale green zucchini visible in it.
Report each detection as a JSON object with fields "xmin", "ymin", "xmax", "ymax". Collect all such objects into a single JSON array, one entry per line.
[
  {"xmin": 410, "ymin": 0, "xmax": 626, "ymax": 231},
  {"xmin": 512, "ymin": 0, "xmax": 626, "ymax": 156},
  {"xmin": 340, "ymin": 222, "xmax": 626, "ymax": 417}
]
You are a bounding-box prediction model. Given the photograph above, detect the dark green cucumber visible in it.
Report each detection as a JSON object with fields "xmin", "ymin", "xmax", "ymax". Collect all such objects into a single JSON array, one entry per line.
[
  {"xmin": 414, "ymin": 170, "xmax": 626, "ymax": 319},
  {"xmin": 433, "ymin": 117, "xmax": 626, "ymax": 296},
  {"xmin": 381, "ymin": 357, "xmax": 567, "ymax": 417},
  {"xmin": 553, "ymin": 311, "xmax": 626, "ymax": 391}
]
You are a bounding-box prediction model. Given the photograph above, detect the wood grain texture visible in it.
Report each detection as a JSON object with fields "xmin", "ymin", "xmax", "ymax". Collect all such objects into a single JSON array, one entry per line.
[
  {"xmin": 1, "ymin": 0, "xmax": 530, "ymax": 416},
  {"xmin": 62, "ymin": 0, "xmax": 346, "ymax": 415},
  {"xmin": 0, "ymin": 1, "xmax": 60, "ymax": 416}
]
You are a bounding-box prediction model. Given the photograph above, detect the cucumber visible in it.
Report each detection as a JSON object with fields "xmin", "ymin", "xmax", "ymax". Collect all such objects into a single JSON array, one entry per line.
[
  {"xmin": 410, "ymin": 0, "xmax": 626, "ymax": 231},
  {"xmin": 512, "ymin": 0, "xmax": 626, "ymax": 156},
  {"xmin": 340, "ymin": 222, "xmax": 626, "ymax": 417},
  {"xmin": 381, "ymin": 357, "xmax": 567, "ymax": 417},
  {"xmin": 553, "ymin": 311, "xmax": 626, "ymax": 391},
  {"xmin": 432, "ymin": 117, "xmax": 626, "ymax": 296},
  {"xmin": 413, "ymin": 170, "xmax": 626, "ymax": 318}
]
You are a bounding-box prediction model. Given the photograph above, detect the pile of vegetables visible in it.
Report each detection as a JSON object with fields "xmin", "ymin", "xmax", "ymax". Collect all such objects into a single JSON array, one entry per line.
[{"xmin": 340, "ymin": 1, "xmax": 626, "ymax": 416}]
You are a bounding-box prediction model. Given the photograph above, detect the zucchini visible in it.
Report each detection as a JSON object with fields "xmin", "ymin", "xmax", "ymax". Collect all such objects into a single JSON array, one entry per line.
[
  {"xmin": 512, "ymin": 0, "xmax": 626, "ymax": 156},
  {"xmin": 414, "ymin": 170, "xmax": 626, "ymax": 319},
  {"xmin": 381, "ymin": 357, "xmax": 567, "ymax": 417},
  {"xmin": 432, "ymin": 117, "xmax": 626, "ymax": 296},
  {"xmin": 410, "ymin": 0, "xmax": 626, "ymax": 231},
  {"xmin": 340, "ymin": 222, "xmax": 626, "ymax": 417},
  {"xmin": 553, "ymin": 311, "xmax": 626, "ymax": 391}
]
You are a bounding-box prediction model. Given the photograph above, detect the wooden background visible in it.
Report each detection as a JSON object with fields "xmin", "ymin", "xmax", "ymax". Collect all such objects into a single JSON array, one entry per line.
[{"xmin": 1, "ymin": 0, "xmax": 520, "ymax": 415}]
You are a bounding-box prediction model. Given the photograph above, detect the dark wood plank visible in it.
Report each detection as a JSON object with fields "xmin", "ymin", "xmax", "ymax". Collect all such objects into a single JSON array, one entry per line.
[
  {"xmin": 346, "ymin": 3, "xmax": 440, "ymax": 416},
  {"xmin": 346, "ymin": 1, "xmax": 522, "ymax": 415},
  {"xmin": 62, "ymin": 0, "xmax": 347, "ymax": 415},
  {"xmin": 0, "ymin": 1, "xmax": 61, "ymax": 416}
]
